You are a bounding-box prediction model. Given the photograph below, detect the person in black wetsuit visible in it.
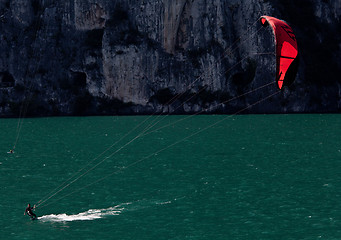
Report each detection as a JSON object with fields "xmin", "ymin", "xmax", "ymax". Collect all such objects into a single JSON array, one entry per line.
[{"xmin": 24, "ymin": 204, "xmax": 37, "ymax": 220}]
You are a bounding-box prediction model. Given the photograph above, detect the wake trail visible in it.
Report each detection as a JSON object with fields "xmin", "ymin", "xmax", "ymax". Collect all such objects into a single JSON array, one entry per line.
[
  {"xmin": 37, "ymin": 198, "xmax": 174, "ymax": 222},
  {"xmin": 37, "ymin": 203, "xmax": 130, "ymax": 222}
]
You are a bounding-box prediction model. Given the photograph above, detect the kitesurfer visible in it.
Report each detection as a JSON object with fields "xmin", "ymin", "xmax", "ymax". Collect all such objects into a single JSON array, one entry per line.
[
  {"xmin": 24, "ymin": 204, "xmax": 37, "ymax": 220},
  {"xmin": 9, "ymin": 149, "xmax": 13, "ymax": 154}
]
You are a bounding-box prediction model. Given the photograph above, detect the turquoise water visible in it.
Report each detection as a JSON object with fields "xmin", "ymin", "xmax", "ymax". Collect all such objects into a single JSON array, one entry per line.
[{"xmin": 1, "ymin": 114, "xmax": 341, "ymax": 239}]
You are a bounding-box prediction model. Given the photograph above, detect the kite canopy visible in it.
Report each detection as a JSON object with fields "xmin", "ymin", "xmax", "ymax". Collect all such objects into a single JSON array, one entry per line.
[{"xmin": 260, "ymin": 16, "xmax": 298, "ymax": 89}]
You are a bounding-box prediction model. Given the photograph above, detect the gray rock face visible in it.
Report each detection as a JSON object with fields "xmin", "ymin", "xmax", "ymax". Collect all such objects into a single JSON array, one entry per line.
[{"xmin": 0, "ymin": 0, "xmax": 340, "ymax": 116}]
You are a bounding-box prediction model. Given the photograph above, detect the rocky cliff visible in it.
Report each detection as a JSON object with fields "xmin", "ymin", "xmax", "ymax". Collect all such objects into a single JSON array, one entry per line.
[{"xmin": 0, "ymin": 0, "xmax": 340, "ymax": 116}]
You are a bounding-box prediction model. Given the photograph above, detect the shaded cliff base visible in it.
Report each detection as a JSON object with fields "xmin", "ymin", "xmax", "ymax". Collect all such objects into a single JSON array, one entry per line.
[{"xmin": 2, "ymin": 83, "xmax": 339, "ymax": 117}]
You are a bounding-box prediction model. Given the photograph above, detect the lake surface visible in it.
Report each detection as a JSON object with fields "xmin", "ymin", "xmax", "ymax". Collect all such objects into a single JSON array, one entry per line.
[{"xmin": 1, "ymin": 114, "xmax": 341, "ymax": 239}]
